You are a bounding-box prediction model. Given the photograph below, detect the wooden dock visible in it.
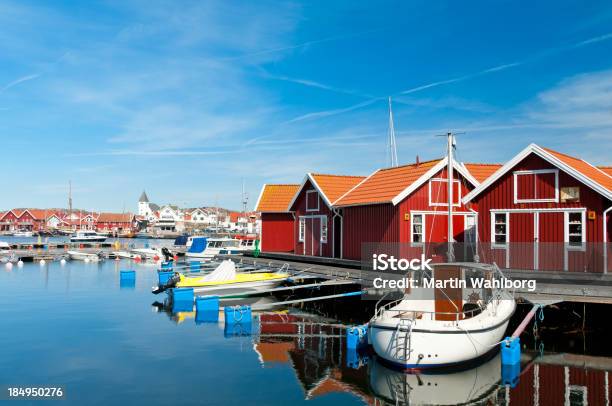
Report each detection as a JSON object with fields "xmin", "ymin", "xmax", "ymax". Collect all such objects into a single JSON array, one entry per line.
[{"xmin": 229, "ymin": 252, "xmax": 612, "ymax": 305}]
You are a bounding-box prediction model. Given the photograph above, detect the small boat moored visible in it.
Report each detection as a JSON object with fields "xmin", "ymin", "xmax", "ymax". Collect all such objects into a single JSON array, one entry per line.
[
  {"xmin": 67, "ymin": 250, "xmax": 104, "ymax": 262},
  {"xmin": 70, "ymin": 231, "xmax": 107, "ymax": 243},
  {"xmin": 154, "ymin": 259, "xmax": 289, "ymax": 296}
]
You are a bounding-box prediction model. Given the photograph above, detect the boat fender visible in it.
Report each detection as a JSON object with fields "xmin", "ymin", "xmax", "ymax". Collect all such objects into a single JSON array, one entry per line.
[
  {"xmin": 224, "ymin": 305, "xmax": 251, "ymax": 324},
  {"xmin": 500, "ymin": 336, "xmax": 521, "ymax": 365},
  {"xmin": 17, "ymin": 260, "xmax": 24, "ymax": 267},
  {"xmin": 120, "ymin": 270, "xmax": 136, "ymax": 281},
  {"xmin": 5, "ymin": 262, "xmax": 12, "ymax": 269},
  {"xmin": 346, "ymin": 325, "xmax": 368, "ymax": 350}
]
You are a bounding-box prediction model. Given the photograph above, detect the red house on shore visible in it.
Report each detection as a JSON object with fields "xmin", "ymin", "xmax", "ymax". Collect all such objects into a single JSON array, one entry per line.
[
  {"xmin": 288, "ymin": 174, "xmax": 365, "ymax": 258},
  {"xmin": 255, "ymin": 184, "xmax": 300, "ymax": 253},
  {"xmin": 95, "ymin": 212, "xmax": 137, "ymax": 234},
  {"xmin": 334, "ymin": 158, "xmax": 499, "ymax": 260},
  {"xmin": 463, "ymin": 144, "xmax": 612, "ymax": 273}
]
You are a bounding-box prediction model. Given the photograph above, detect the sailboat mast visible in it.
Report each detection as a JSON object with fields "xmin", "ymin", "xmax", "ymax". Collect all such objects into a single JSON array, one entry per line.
[
  {"xmin": 447, "ymin": 132, "xmax": 454, "ymax": 262},
  {"xmin": 388, "ymin": 97, "xmax": 398, "ymax": 167}
]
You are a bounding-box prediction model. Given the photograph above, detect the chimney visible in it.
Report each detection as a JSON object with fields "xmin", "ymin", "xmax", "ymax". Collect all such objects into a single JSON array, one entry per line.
[{"xmin": 416, "ymin": 155, "xmax": 420, "ymax": 166}]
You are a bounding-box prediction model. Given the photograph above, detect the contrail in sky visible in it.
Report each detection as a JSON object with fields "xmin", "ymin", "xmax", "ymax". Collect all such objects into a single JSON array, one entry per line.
[{"xmin": 0, "ymin": 74, "xmax": 40, "ymax": 93}]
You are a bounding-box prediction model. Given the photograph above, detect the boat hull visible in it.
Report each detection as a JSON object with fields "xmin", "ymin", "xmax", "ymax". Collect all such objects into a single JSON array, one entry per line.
[
  {"xmin": 182, "ymin": 278, "xmax": 285, "ymax": 296},
  {"xmin": 369, "ymin": 314, "xmax": 512, "ymax": 369},
  {"xmin": 70, "ymin": 237, "xmax": 107, "ymax": 242},
  {"xmin": 67, "ymin": 251, "xmax": 102, "ymax": 262}
]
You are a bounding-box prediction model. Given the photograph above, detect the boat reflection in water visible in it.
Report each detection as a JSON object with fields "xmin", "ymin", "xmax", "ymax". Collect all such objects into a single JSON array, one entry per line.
[
  {"xmin": 151, "ymin": 296, "xmax": 612, "ymax": 405},
  {"xmin": 369, "ymin": 354, "xmax": 501, "ymax": 405}
]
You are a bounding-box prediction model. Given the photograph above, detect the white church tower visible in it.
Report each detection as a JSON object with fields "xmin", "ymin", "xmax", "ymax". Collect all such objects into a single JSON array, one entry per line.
[{"xmin": 138, "ymin": 190, "xmax": 153, "ymax": 218}]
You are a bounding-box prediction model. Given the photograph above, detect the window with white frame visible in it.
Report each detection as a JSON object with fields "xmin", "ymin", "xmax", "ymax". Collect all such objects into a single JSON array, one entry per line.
[
  {"xmin": 492, "ymin": 212, "xmax": 508, "ymax": 246},
  {"xmin": 565, "ymin": 211, "xmax": 585, "ymax": 248},
  {"xmin": 306, "ymin": 190, "xmax": 319, "ymax": 211},
  {"xmin": 298, "ymin": 217, "xmax": 305, "ymax": 242},
  {"xmin": 411, "ymin": 214, "xmax": 424, "ymax": 244},
  {"xmin": 513, "ymin": 169, "xmax": 558, "ymax": 203},
  {"xmin": 320, "ymin": 217, "xmax": 328, "ymax": 243},
  {"xmin": 428, "ymin": 178, "xmax": 461, "ymax": 206}
]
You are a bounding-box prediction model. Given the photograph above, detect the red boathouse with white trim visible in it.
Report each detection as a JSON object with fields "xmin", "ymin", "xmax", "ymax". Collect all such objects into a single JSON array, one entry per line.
[{"xmin": 463, "ymin": 143, "xmax": 612, "ymax": 273}]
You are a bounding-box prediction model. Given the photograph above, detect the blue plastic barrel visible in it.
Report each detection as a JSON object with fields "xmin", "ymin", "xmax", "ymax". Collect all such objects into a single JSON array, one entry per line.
[
  {"xmin": 158, "ymin": 271, "xmax": 173, "ymax": 286},
  {"xmin": 172, "ymin": 287, "xmax": 194, "ymax": 303},
  {"xmin": 161, "ymin": 261, "xmax": 173, "ymax": 270},
  {"xmin": 196, "ymin": 296, "xmax": 219, "ymax": 312},
  {"xmin": 346, "ymin": 325, "xmax": 368, "ymax": 350},
  {"xmin": 501, "ymin": 362, "xmax": 521, "ymax": 388},
  {"xmin": 224, "ymin": 305, "xmax": 252, "ymax": 324},
  {"xmin": 500, "ymin": 337, "xmax": 521, "ymax": 365},
  {"xmin": 120, "ymin": 270, "xmax": 136, "ymax": 281}
]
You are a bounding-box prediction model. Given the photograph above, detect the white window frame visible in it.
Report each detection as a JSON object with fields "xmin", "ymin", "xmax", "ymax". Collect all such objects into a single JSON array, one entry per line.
[
  {"xmin": 491, "ymin": 212, "xmax": 509, "ymax": 248},
  {"xmin": 428, "ymin": 178, "xmax": 461, "ymax": 207},
  {"xmin": 320, "ymin": 217, "xmax": 328, "ymax": 244},
  {"xmin": 565, "ymin": 385, "xmax": 587, "ymax": 406},
  {"xmin": 513, "ymin": 169, "xmax": 559, "ymax": 204},
  {"xmin": 305, "ymin": 190, "xmax": 319, "ymax": 212},
  {"xmin": 564, "ymin": 210, "xmax": 586, "ymax": 251},
  {"xmin": 410, "ymin": 213, "xmax": 425, "ymax": 245},
  {"xmin": 298, "ymin": 217, "xmax": 305, "ymax": 242}
]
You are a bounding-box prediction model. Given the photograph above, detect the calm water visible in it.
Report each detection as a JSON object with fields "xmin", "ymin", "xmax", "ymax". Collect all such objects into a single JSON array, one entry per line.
[{"xmin": 1, "ymin": 238, "xmax": 610, "ymax": 405}]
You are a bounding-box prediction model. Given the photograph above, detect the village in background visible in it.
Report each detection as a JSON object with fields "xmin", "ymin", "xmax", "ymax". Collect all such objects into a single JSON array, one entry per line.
[{"xmin": 0, "ymin": 190, "xmax": 261, "ymax": 238}]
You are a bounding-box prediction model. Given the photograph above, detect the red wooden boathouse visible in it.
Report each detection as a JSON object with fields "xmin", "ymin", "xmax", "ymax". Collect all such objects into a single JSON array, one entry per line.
[
  {"xmin": 334, "ymin": 158, "xmax": 500, "ymax": 261},
  {"xmin": 463, "ymin": 144, "xmax": 612, "ymax": 273},
  {"xmin": 255, "ymin": 184, "xmax": 300, "ymax": 253},
  {"xmin": 288, "ymin": 174, "xmax": 365, "ymax": 258}
]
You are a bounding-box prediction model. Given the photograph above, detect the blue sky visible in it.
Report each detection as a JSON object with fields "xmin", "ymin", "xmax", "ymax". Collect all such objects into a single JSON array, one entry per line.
[{"xmin": 1, "ymin": 0, "xmax": 612, "ymax": 211}]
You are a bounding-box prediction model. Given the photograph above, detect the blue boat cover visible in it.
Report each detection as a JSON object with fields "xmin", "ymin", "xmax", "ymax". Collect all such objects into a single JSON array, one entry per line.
[
  {"xmin": 188, "ymin": 237, "xmax": 208, "ymax": 253},
  {"xmin": 174, "ymin": 235, "xmax": 188, "ymax": 246}
]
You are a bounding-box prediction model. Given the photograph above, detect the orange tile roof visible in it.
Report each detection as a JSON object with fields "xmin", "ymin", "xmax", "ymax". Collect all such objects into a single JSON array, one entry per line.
[
  {"xmin": 543, "ymin": 147, "xmax": 612, "ymax": 191},
  {"xmin": 310, "ymin": 174, "xmax": 366, "ymax": 204},
  {"xmin": 335, "ymin": 159, "xmax": 442, "ymax": 206},
  {"xmin": 463, "ymin": 163, "xmax": 502, "ymax": 183},
  {"xmin": 256, "ymin": 184, "xmax": 300, "ymax": 212},
  {"xmin": 598, "ymin": 166, "xmax": 612, "ymax": 177}
]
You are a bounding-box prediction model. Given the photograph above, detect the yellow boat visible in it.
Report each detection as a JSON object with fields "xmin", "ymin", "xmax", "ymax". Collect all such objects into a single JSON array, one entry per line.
[{"xmin": 175, "ymin": 271, "xmax": 289, "ymax": 295}]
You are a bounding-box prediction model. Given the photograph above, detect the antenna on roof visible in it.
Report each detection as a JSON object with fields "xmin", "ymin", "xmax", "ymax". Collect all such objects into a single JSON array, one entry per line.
[{"xmin": 387, "ymin": 97, "xmax": 399, "ymax": 167}]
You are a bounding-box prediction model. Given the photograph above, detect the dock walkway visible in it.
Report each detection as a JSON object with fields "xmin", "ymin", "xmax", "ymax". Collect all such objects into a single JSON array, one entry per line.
[{"xmin": 228, "ymin": 252, "xmax": 612, "ymax": 305}]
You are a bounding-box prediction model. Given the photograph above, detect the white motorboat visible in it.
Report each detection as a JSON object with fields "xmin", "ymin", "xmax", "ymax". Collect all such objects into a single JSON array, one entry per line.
[
  {"xmin": 67, "ymin": 250, "xmax": 104, "ymax": 262},
  {"xmin": 368, "ymin": 262, "xmax": 515, "ymax": 369},
  {"xmin": 185, "ymin": 237, "xmax": 241, "ymax": 259},
  {"xmin": 70, "ymin": 230, "xmax": 107, "ymax": 243},
  {"xmin": 112, "ymin": 251, "xmax": 139, "ymax": 259},
  {"xmin": 369, "ymin": 352, "xmax": 502, "ymax": 405},
  {"xmin": 131, "ymin": 246, "xmax": 173, "ymax": 261},
  {"xmin": 13, "ymin": 230, "xmax": 33, "ymax": 237}
]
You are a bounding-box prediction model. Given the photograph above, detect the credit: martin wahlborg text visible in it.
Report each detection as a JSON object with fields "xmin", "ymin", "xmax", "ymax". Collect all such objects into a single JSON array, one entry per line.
[{"xmin": 370, "ymin": 254, "xmax": 537, "ymax": 292}]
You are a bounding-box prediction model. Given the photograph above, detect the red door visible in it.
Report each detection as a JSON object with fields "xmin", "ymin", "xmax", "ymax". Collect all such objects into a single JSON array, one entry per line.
[
  {"xmin": 539, "ymin": 212, "xmax": 564, "ymax": 271},
  {"xmin": 510, "ymin": 213, "xmax": 535, "ymax": 270},
  {"xmin": 312, "ymin": 217, "xmax": 321, "ymax": 256},
  {"xmin": 304, "ymin": 217, "xmax": 321, "ymax": 256}
]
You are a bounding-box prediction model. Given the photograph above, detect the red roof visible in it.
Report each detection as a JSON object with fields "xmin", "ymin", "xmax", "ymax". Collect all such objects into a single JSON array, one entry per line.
[
  {"xmin": 335, "ymin": 159, "xmax": 442, "ymax": 206},
  {"xmin": 255, "ymin": 184, "xmax": 300, "ymax": 212}
]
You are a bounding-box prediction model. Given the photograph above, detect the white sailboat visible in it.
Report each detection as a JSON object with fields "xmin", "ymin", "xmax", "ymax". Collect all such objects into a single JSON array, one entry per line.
[{"xmin": 368, "ymin": 133, "xmax": 517, "ymax": 369}]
